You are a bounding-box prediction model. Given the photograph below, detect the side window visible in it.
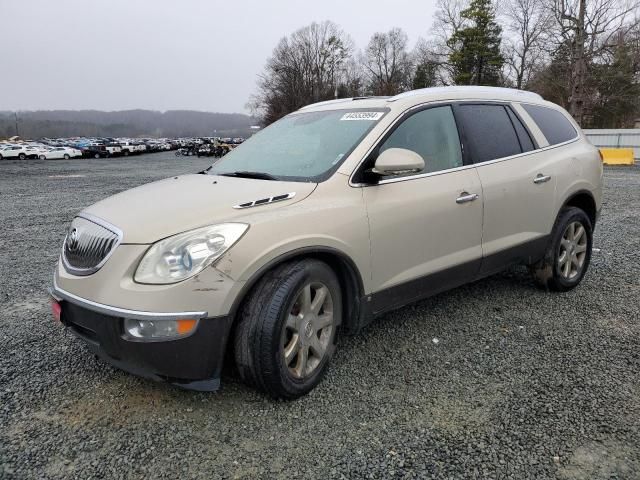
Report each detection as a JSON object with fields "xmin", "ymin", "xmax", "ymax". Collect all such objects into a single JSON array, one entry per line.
[
  {"xmin": 379, "ymin": 106, "xmax": 463, "ymax": 175},
  {"xmin": 506, "ymin": 107, "xmax": 535, "ymax": 152},
  {"xmin": 521, "ymin": 104, "xmax": 577, "ymax": 145},
  {"xmin": 457, "ymin": 104, "xmax": 522, "ymax": 163}
]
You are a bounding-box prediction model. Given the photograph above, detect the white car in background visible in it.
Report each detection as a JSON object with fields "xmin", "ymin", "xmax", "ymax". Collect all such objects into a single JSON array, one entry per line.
[
  {"xmin": 39, "ymin": 146, "xmax": 83, "ymax": 160},
  {"xmin": 0, "ymin": 145, "xmax": 37, "ymax": 160}
]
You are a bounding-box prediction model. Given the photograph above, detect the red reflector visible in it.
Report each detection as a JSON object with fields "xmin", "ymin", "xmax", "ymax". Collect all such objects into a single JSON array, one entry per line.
[{"xmin": 51, "ymin": 299, "xmax": 62, "ymax": 323}]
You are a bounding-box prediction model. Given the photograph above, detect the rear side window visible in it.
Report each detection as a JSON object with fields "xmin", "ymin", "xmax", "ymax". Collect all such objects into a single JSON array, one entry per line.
[
  {"xmin": 521, "ymin": 104, "xmax": 577, "ymax": 145},
  {"xmin": 457, "ymin": 104, "xmax": 522, "ymax": 163}
]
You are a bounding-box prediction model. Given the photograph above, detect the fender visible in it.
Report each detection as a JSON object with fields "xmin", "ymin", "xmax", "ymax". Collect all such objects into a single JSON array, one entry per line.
[{"xmin": 226, "ymin": 246, "xmax": 366, "ymax": 332}]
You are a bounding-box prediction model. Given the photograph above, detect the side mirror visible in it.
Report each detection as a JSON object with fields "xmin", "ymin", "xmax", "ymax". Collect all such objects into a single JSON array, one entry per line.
[{"xmin": 372, "ymin": 148, "xmax": 425, "ymax": 176}]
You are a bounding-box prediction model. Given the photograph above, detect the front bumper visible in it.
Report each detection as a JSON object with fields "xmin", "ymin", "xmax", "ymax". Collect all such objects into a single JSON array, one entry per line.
[{"xmin": 50, "ymin": 286, "xmax": 232, "ymax": 391}]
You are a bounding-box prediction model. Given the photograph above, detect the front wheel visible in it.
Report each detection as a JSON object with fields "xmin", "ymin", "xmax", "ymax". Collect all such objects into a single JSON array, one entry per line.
[
  {"xmin": 39, "ymin": 155, "xmax": 46, "ymax": 160},
  {"xmin": 63, "ymin": 154, "xmax": 70, "ymax": 159},
  {"xmin": 234, "ymin": 259, "xmax": 341, "ymax": 399},
  {"xmin": 530, "ymin": 207, "xmax": 593, "ymax": 292}
]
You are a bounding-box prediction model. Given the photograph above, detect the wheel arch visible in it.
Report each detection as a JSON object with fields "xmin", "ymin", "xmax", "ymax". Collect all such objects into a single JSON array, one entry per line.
[
  {"xmin": 561, "ymin": 190, "xmax": 597, "ymax": 228},
  {"xmin": 227, "ymin": 247, "xmax": 366, "ymax": 335}
]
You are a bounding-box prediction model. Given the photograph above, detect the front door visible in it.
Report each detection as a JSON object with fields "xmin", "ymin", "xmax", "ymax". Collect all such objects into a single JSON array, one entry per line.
[{"xmin": 360, "ymin": 105, "xmax": 484, "ymax": 315}]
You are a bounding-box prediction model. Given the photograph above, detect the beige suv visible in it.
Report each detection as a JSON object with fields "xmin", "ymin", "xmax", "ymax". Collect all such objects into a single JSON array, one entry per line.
[{"xmin": 50, "ymin": 87, "xmax": 603, "ymax": 398}]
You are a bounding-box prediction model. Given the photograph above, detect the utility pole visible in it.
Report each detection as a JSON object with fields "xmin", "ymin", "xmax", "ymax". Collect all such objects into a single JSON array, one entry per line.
[{"xmin": 14, "ymin": 112, "xmax": 19, "ymax": 138}]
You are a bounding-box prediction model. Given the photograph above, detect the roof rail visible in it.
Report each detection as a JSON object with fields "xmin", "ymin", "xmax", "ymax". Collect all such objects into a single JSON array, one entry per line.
[
  {"xmin": 299, "ymin": 98, "xmax": 353, "ymax": 110},
  {"xmin": 387, "ymin": 86, "xmax": 543, "ymax": 102}
]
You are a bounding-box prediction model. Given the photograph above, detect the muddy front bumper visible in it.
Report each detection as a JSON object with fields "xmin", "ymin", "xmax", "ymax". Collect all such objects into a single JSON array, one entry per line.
[{"xmin": 50, "ymin": 284, "xmax": 232, "ymax": 391}]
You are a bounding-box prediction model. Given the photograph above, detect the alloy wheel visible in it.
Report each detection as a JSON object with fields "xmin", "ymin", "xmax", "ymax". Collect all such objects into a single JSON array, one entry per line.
[
  {"xmin": 282, "ymin": 282, "xmax": 334, "ymax": 379},
  {"xmin": 558, "ymin": 221, "xmax": 588, "ymax": 279}
]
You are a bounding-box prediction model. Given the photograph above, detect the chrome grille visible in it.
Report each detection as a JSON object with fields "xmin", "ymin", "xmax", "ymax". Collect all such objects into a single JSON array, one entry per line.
[{"xmin": 62, "ymin": 215, "xmax": 122, "ymax": 275}]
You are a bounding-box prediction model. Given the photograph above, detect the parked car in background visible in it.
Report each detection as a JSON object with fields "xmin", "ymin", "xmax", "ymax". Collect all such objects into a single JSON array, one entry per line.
[
  {"xmin": 39, "ymin": 146, "xmax": 83, "ymax": 160},
  {"xmin": 50, "ymin": 86, "xmax": 602, "ymax": 399},
  {"xmin": 104, "ymin": 144, "xmax": 122, "ymax": 156},
  {"xmin": 81, "ymin": 145, "xmax": 110, "ymax": 159},
  {"xmin": 0, "ymin": 145, "xmax": 34, "ymax": 160},
  {"xmin": 119, "ymin": 141, "xmax": 146, "ymax": 156}
]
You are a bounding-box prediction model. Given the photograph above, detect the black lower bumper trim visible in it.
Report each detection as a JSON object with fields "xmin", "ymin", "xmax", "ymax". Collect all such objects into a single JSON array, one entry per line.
[{"xmin": 60, "ymin": 301, "xmax": 232, "ymax": 391}]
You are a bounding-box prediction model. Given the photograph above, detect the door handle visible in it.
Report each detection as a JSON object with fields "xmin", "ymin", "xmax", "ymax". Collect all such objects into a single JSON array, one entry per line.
[
  {"xmin": 456, "ymin": 192, "xmax": 479, "ymax": 204},
  {"xmin": 533, "ymin": 174, "xmax": 551, "ymax": 184}
]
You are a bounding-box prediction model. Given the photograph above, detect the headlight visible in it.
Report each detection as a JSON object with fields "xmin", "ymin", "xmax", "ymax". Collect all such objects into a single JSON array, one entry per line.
[{"xmin": 134, "ymin": 223, "xmax": 248, "ymax": 284}]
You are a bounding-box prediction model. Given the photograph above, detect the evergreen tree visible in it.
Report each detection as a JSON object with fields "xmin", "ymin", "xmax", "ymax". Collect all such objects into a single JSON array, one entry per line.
[
  {"xmin": 447, "ymin": 0, "xmax": 504, "ymax": 85},
  {"xmin": 589, "ymin": 41, "xmax": 640, "ymax": 128},
  {"xmin": 413, "ymin": 60, "xmax": 438, "ymax": 89}
]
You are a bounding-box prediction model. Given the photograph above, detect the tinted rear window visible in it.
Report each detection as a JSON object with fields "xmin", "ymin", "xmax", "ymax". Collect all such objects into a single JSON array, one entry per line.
[
  {"xmin": 522, "ymin": 104, "xmax": 577, "ymax": 145},
  {"xmin": 458, "ymin": 104, "xmax": 522, "ymax": 163}
]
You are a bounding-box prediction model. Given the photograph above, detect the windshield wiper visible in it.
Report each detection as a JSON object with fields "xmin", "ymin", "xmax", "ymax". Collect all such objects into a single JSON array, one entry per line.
[{"xmin": 219, "ymin": 171, "xmax": 278, "ymax": 180}]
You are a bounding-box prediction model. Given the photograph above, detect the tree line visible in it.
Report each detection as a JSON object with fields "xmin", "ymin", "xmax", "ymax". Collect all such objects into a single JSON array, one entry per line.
[
  {"xmin": 0, "ymin": 110, "xmax": 255, "ymax": 139},
  {"xmin": 249, "ymin": 0, "xmax": 640, "ymax": 128}
]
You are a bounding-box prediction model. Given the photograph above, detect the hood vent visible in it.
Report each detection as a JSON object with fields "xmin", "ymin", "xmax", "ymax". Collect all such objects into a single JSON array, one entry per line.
[{"xmin": 233, "ymin": 192, "xmax": 296, "ymax": 209}]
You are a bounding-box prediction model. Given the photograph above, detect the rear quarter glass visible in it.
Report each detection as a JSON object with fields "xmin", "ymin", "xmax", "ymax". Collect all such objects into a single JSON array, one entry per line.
[{"xmin": 521, "ymin": 104, "xmax": 577, "ymax": 145}]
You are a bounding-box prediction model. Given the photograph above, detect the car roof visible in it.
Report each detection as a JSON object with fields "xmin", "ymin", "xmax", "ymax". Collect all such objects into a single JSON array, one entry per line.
[{"xmin": 299, "ymin": 86, "xmax": 547, "ymax": 113}]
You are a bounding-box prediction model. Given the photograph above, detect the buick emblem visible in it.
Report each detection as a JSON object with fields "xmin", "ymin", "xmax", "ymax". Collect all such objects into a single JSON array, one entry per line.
[{"xmin": 67, "ymin": 228, "xmax": 80, "ymax": 252}]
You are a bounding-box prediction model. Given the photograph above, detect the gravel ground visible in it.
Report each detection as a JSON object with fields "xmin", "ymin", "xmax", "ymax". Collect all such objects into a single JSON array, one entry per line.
[{"xmin": 0, "ymin": 153, "xmax": 638, "ymax": 479}]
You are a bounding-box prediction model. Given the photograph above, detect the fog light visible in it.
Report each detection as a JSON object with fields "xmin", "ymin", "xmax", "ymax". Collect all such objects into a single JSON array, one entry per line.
[{"xmin": 124, "ymin": 318, "xmax": 198, "ymax": 341}]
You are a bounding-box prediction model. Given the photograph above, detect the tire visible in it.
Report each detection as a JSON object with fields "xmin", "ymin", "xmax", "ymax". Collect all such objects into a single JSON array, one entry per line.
[
  {"xmin": 19, "ymin": 153, "xmax": 26, "ymax": 160},
  {"xmin": 94, "ymin": 153, "xmax": 100, "ymax": 159},
  {"xmin": 530, "ymin": 207, "xmax": 592, "ymax": 292},
  {"xmin": 63, "ymin": 154, "xmax": 70, "ymax": 160},
  {"xmin": 123, "ymin": 150, "xmax": 130, "ymax": 156},
  {"xmin": 39, "ymin": 155, "xmax": 46, "ymax": 160},
  {"xmin": 234, "ymin": 259, "xmax": 342, "ymax": 399}
]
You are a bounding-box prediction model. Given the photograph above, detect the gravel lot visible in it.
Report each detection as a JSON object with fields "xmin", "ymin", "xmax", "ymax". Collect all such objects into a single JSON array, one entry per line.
[{"xmin": 1, "ymin": 153, "xmax": 638, "ymax": 479}]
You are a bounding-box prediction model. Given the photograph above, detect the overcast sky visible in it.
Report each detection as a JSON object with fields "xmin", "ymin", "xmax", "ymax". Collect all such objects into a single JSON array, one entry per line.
[{"xmin": 1, "ymin": 0, "xmax": 438, "ymax": 114}]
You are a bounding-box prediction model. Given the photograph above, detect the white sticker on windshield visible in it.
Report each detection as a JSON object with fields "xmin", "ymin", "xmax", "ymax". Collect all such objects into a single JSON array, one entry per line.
[{"xmin": 340, "ymin": 112, "xmax": 384, "ymax": 121}]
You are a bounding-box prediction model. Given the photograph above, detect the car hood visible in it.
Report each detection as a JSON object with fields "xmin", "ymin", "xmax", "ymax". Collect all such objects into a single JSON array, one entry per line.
[{"xmin": 82, "ymin": 174, "xmax": 316, "ymax": 243}]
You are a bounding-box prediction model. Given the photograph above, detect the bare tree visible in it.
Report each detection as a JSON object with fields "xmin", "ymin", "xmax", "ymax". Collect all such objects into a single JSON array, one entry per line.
[
  {"xmin": 427, "ymin": 0, "xmax": 469, "ymax": 84},
  {"xmin": 502, "ymin": 0, "xmax": 553, "ymax": 88},
  {"xmin": 412, "ymin": 38, "xmax": 441, "ymax": 88},
  {"xmin": 249, "ymin": 21, "xmax": 354, "ymax": 125},
  {"xmin": 361, "ymin": 28, "xmax": 414, "ymax": 95},
  {"xmin": 550, "ymin": 0, "xmax": 639, "ymax": 124}
]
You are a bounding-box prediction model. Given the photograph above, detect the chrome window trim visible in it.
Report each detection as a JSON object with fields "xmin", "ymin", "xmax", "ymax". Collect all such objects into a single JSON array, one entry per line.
[
  {"xmin": 50, "ymin": 275, "xmax": 208, "ymax": 321},
  {"xmin": 348, "ymin": 99, "xmax": 580, "ymax": 187},
  {"xmin": 61, "ymin": 213, "xmax": 124, "ymax": 276}
]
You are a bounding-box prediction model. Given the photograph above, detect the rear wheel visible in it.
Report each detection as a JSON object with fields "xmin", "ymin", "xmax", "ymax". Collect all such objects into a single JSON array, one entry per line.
[
  {"xmin": 18, "ymin": 153, "xmax": 26, "ymax": 160},
  {"xmin": 63, "ymin": 154, "xmax": 70, "ymax": 159},
  {"xmin": 234, "ymin": 259, "xmax": 341, "ymax": 399},
  {"xmin": 530, "ymin": 207, "xmax": 592, "ymax": 292},
  {"xmin": 39, "ymin": 155, "xmax": 46, "ymax": 160},
  {"xmin": 94, "ymin": 153, "xmax": 100, "ymax": 159}
]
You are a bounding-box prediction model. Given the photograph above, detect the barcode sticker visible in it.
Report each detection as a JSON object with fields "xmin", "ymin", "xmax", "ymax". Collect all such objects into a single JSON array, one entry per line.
[{"xmin": 340, "ymin": 112, "xmax": 384, "ymax": 121}]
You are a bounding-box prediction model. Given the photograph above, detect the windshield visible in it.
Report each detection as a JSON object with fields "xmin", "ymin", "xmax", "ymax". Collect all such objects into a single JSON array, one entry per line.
[{"xmin": 208, "ymin": 108, "xmax": 387, "ymax": 182}]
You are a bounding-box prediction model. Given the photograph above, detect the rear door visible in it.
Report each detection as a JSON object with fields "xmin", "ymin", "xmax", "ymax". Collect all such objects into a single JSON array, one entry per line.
[
  {"xmin": 454, "ymin": 102, "xmax": 557, "ymax": 275},
  {"xmin": 360, "ymin": 104, "xmax": 484, "ymax": 314}
]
